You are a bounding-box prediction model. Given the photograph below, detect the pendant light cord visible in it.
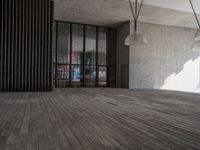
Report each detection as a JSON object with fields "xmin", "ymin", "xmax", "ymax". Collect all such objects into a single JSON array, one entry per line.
[
  {"xmin": 129, "ymin": 0, "xmax": 144, "ymax": 32},
  {"xmin": 129, "ymin": 0, "xmax": 136, "ymax": 20},
  {"xmin": 189, "ymin": 0, "xmax": 200, "ymax": 28},
  {"xmin": 129, "ymin": 0, "xmax": 144, "ymax": 20},
  {"xmin": 136, "ymin": 0, "xmax": 144, "ymax": 19}
]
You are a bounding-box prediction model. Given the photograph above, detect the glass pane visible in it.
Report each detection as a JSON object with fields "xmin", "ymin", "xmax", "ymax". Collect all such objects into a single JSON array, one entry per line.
[
  {"xmin": 71, "ymin": 65, "xmax": 83, "ymax": 87},
  {"xmin": 85, "ymin": 26, "xmax": 96, "ymax": 65},
  {"xmin": 85, "ymin": 66, "xmax": 96, "ymax": 87},
  {"xmin": 57, "ymin": 23, "xmax": 70, "ymax": 64},
  {"xmin": 98, "ymin": 66, "xmax": 107, "ymax": 86},
  {"xmin": 98, "ymin": 28, "xmax": 107, "ymax": 65},
  {"xmin": 72, "ymin": 24, "xmax": 83, "ymax": 65},
  {"xmin": 108, "ymin": 67, "xmax": 116, "ymax": 87},
  {"xmin": 57, "ymin": 64, "xmax": 70, "ymax": 87}
]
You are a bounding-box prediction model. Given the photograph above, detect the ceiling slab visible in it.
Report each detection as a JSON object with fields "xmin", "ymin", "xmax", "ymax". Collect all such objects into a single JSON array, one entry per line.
[
  {"xmin": 143, "ymin": 0, "xmax": 200, "ymax": 13},
  {"xmin": 54, "ymin": 0, "xmax": 200, "ymax": 28}
]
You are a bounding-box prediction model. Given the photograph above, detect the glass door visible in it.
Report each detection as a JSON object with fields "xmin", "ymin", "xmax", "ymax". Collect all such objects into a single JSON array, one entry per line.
[
  {"xmin": 71, "ymin": 24, "xmax": 84, "ymax": 87},
  {"xmin": 56, "ymin": 22, "xmax": 70, "ymax": 87},
  {"xmin": 98, "ymin": 28, "xmax": 108, "ymax": 87},
  {"xmin": 85, "ymin": 26, "xmax": 97, "ymax": 87}
]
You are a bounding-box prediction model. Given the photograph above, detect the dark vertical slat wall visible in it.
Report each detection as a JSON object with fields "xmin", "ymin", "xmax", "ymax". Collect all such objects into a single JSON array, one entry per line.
[
  {"xmin": 0, "ymin": 0, "xmax": 3, "ymax": 90},
  {"xmin": 0, "ymin": 0, "xmax": 54, "ymax": 92}
]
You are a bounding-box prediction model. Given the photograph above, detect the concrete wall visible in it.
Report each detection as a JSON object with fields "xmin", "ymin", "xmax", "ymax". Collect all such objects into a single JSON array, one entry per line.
[
  {"xmin": 117, "ymin": 22, "xmax": 130, "ymax": 88},
  {"xmin": 117, "ymin": 21, "xmax": 200, "ymax": 93}
]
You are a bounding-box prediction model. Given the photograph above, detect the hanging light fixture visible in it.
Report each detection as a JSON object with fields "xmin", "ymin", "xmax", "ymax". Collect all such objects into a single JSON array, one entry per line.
[
  {"xmin": 189, "ymin": 0, "xmax": 200, "ymax": 51},
  {"xmin": 124, "ymin": 0, "xmax": 147, "ymax": 46}
]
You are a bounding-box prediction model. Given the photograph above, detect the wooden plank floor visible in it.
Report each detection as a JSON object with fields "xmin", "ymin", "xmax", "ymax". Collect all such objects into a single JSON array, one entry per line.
[{"xmin": 0, "ymin": 88, "xmax": 200, "ymax": 150}]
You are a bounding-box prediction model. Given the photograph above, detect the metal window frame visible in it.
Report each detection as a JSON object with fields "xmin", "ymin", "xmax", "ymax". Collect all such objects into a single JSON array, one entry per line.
[{"xmin": 54, "ymin": 20, "xmax": 117, "ymax": 88}]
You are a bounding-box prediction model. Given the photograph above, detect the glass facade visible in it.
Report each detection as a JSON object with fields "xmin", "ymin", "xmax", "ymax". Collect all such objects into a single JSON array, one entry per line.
[
  {"xmin": 53, "ymin": 21, "xmax": 116, "ymax": 88},
  {"xmin": 98, "ymin": 28, "xmax": 108, "ymax": 87},
  {"xmin": 98, "ymin": 28, "xmax": 107, "ymax": 65},
  {"xmin": 71, "ymin": 24, "xmax": 84, "ymax": 87},
  {"xmin": 57, "ymin": 23, "xmax": 70, "ymax": 64}
]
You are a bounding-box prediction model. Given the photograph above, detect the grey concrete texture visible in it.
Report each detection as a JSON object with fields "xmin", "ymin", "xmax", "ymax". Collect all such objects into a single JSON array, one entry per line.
[
  {"xmin": 54, "ymin": 0, "xmax": 200, "ymax": 28},
  {"xmin": 125, "ymin": 21, "xmax": 200, "ymax": 92}
]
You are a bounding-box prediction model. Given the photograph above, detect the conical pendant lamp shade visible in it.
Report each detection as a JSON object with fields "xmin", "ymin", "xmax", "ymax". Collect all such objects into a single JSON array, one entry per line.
[
  {"xmin": 191, "ymin": 40, "xmax": 200, "ymax": 51},
  {"xmin": 125, "ymin": 32, "xmax": 147, "ymax": 46}
]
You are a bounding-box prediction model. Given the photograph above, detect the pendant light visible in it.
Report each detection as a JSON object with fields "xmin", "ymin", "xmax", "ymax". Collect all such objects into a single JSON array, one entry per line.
[
  {"xmin": 189, "ymin": 0, "xmax": 200, "ymax": 51},
  {"xmin": 124, "ymin": 0, "xmax": 147, "ymax": 46}
]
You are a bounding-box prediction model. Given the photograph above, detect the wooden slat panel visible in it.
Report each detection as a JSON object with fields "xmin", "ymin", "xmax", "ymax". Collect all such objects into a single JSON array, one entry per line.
[
  {"xmin": 24, "ymin": 0, "xmax": 28, "ymax": 91},
  {"xmin": 50, "ymin": 0, "xmax": 54, "ymax": 91},
  {"xmin": 41, "ymin": 0, "xmax": 45, "ymax": 91},
  {"xmin": 0, "ymin": 0, "xmax": 3, "ymax": 91},
  {"xmin": 43, "ymin": 0, "xmax": 46, "ymax": 91},
  {"xmin": 18, "ymin": 0, "xmax": 22, "ymax": 91},
  {"xmin": 6, "ymin": 0, "xmax": 11, "ymax": 91},
  {"xmin": 28, "ymin": 0, "xmax": 32, "ymax": 91},
  {"xmin": 0, "ymin": 0, "xmax": 53, "ymax": 92},
  {"xmin": 34, "ymin": 0, "xmax": 38, "ymax": 91},
  {"xmin": 30, "ymin": 0, "xmax": 33, "ymax": 91},
  {"xmin": 46, "ymin": 0, "xmax": 50, "ymax": 91},
  {"xmin": 14, "ymin": 0, "xmax": 18, "ymax": 91},
  {"xmin": 37, "ymin": 0, "xmax": 41, "ymax": 91},
  {"xmin": 21, "ymin": 0, "xmax": 25, "ymax": 91},
  {"xmin": 3, "ymin": 0, "xmax": 8, "ymax": 91},
  {"xmin": 10, "ymin": 0, "xmax": 15, "ymax": 91}
]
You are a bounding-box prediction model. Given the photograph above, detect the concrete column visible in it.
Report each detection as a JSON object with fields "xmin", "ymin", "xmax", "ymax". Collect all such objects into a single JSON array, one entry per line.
[{"xmin": 116, "ymin": 22, "xmax": 130, "ymax": 88}]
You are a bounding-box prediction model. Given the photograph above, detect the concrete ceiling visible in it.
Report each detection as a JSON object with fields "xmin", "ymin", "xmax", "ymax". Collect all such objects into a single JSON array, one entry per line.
[
  {"xmin": 54, "ymin": 0, "xmax": 200, "ymax": 29},
  {"xmin": 143, "ymin": 0, "xmax": 200, "ymax": 13}
]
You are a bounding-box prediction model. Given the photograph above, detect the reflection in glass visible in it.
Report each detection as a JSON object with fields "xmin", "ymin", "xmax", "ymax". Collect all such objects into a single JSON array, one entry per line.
[
  {"xmin": 98, "ymin": 66, "xmax": 107, "ymax": 86},
  {"xmin": 85, "ymin": 66, "xmax": 96, "ymax": 87},
  {"xmin": 71, "ymin": 65, "xmax": 83, "ymax": 87},
  {"xmin": 72, "ymin": 24, "xmax": 83, "ymax": 65},
  {"xmin": 98, "ymin": 28, "xmax": 107, "ymax": 65},
  {"xmin": 57, "ymin": 65, "xmax": 70, "ymax": 87},
  {"xmin": 57, "ymin": 23, "xmax": 70, "ymax": 64},
  {"xmin": 53, "ymin": 21, "xmax": 116, "ymax": 88},
  {"xmin": 85, "ymin": 26, "xmax": 96, "ymax": 65}
]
